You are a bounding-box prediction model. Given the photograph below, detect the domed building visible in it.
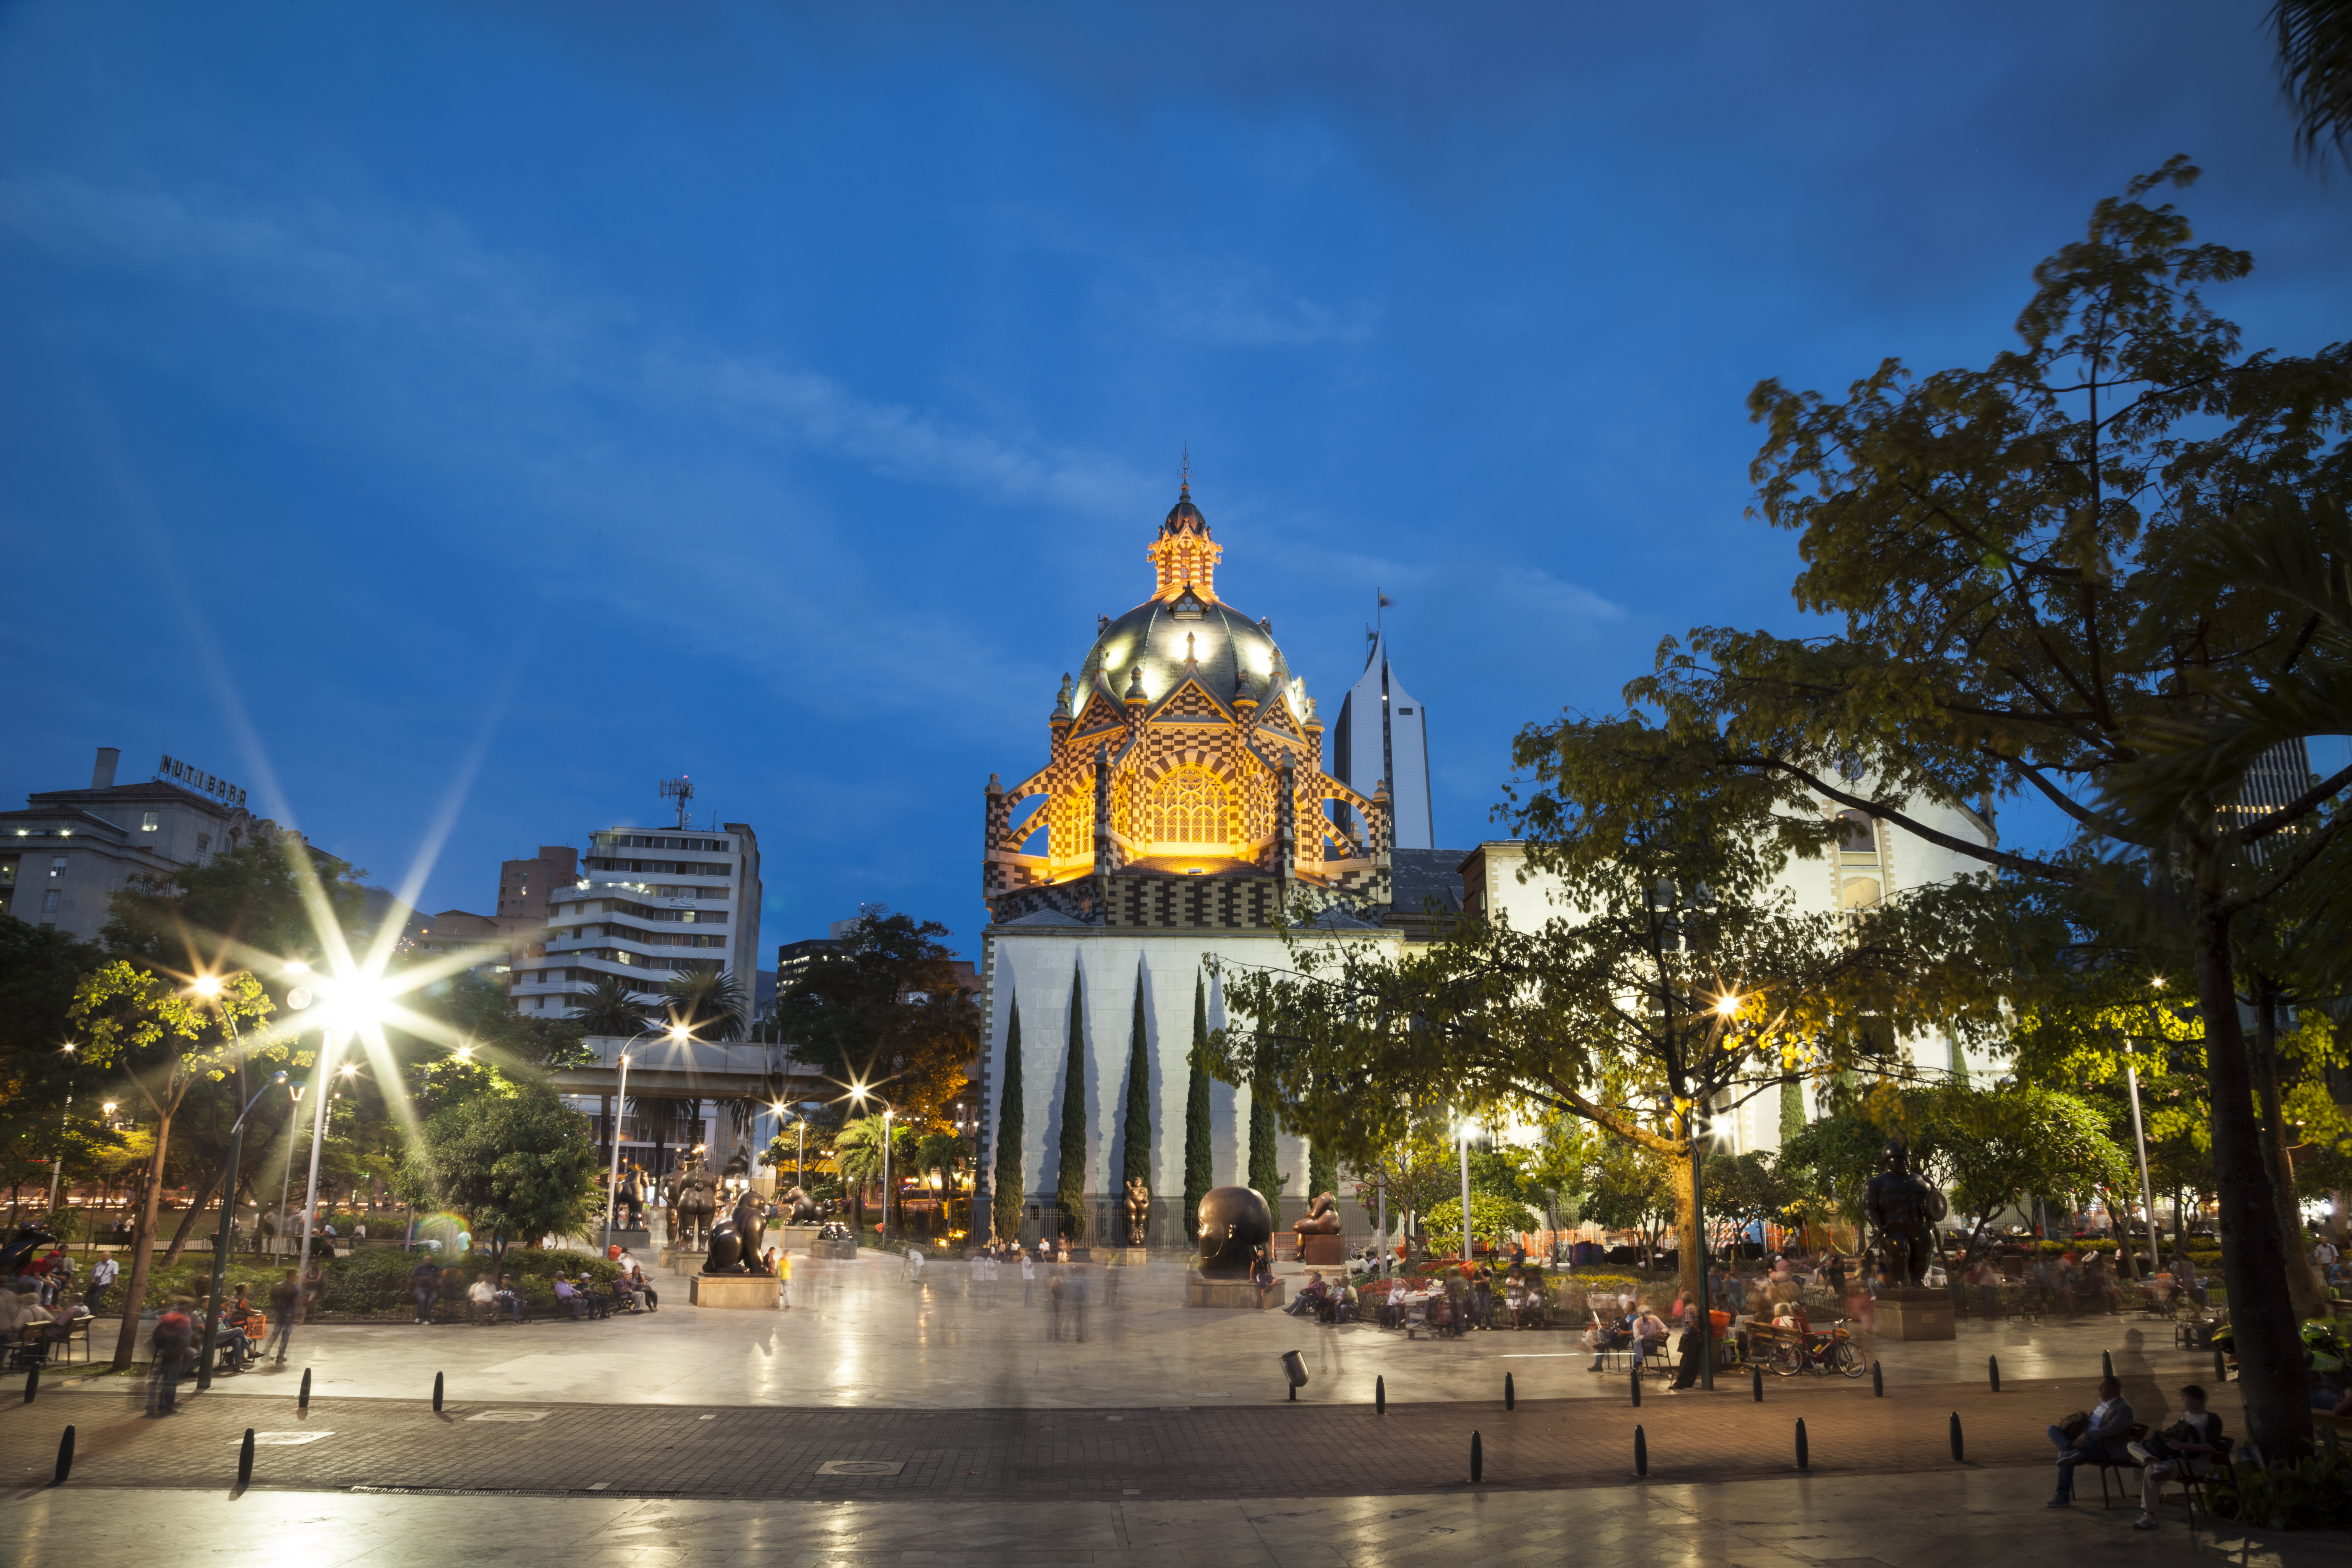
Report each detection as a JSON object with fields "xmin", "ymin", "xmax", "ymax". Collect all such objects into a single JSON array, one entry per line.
[
  {"xmin": 972, "ymin": 484, "xmax": 1403, "ymax": 1249},
  {"xmin": 982, "ymin": 482, "xmax": 1393, "ymax": 928}
]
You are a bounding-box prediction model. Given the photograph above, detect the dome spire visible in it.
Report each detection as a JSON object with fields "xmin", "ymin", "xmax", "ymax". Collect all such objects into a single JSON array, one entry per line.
[{"xmin": 1149, "ymin": 467, "xmax": 1221, "ymax": 602}]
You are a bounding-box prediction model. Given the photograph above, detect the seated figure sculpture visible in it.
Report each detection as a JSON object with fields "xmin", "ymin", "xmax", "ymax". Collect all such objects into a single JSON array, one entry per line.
[
  {"xmin": 703, "ymin": 1192, "xmax": 769, "ymax": 1274},
  {"xmin": 1294, "ymin": 1191, "xmax": 1341, "ymax": 1237}
]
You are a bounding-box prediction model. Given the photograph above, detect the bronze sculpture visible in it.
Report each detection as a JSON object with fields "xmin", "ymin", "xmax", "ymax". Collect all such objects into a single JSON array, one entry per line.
[
  {"xmin": 1293, "ymin": 1191, "xmax": 1341, "ymax": 1237},
  {"xmin": 704, "ymin": 1191, "xmax": 769, "ymax": 1274},
  {"xmin": 664, "ymin": 1157, "xmax": 722, "ymax": 1250},
  {"xmin": 780, "ymin": 1186, "xmax": 823, "ymax": 1225},
  {"xmin": 1124, "ymin": 1177, "xmax": 1151, "ymax": 1246},
  {"xmin": 1862, "ymin": 1137, "xmax": 1947, "ymax": 1287},
  {"xmin": 1195, "ymin": 1185, "xmax": 1273, "ymax": 1279}
]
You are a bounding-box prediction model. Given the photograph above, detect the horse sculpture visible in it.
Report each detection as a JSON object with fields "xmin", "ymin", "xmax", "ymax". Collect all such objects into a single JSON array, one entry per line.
[
  {"xmin": 664, "ymin": 1158, "xmax": 722, "ymax": 1251},
  {"xmin": 704, "ymin": 1192, "xmax": 769, "ymax": 1274}
]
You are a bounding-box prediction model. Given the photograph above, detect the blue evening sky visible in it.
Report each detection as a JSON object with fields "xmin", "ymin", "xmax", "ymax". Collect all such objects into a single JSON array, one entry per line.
[{"xmin": 3, "ymin": 3, "xmax": 2346, "ymax": 962}]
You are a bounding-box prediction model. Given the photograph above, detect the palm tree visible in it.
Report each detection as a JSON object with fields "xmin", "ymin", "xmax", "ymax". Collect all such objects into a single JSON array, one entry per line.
[
  {"xmin": 663, "ymin": 969, "xmax": 745, "ymax": 1041},
  {"xmin": 917, "ymin": 1129, "xmax": 971, "ymax": 1238},
  {"xmin": 571, "ymin": 975, "xmax": 649, "ymax": 1038},
  {"xmin": 2275, "ymin": 0, "xmax": 2352, "ymax": 168},
  {"xmin": 834, "ymin": 1114, "xmax": 891, "ymax": 1235}
]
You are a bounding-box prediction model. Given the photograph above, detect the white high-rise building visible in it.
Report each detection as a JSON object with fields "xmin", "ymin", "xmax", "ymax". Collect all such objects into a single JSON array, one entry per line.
[
  {"xmin": 511, "ymin": 822, "xmax": 763, "ymax": 1021},
  {"xmin": 1333, "ymin": 630, "xmax": 1434, "ymax": 851}
]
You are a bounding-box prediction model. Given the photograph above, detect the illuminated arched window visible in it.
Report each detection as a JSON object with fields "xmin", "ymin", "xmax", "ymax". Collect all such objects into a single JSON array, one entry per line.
[
  {"xmin": 1841, "ymin": 876, "xmax": 1883, "ymax": 911},
  {"xmin": 1145, "ymin": 767, "xmax": 1233, "ymax": 850}
]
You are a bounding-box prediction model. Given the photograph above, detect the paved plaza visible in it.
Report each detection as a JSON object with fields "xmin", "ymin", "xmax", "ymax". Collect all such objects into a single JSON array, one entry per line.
[
  {"xmin": 41, "ymin": 1253, "xmax": 2233, "ymax": 1410},
  {"xmin": 2, "ymin": 1254, "xmax": 2332, "ymax": 1563}
]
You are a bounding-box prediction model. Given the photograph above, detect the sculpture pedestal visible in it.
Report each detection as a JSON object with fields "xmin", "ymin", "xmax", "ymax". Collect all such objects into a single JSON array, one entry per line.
[
  {"xmin": 1875, "ymin": 1285, "xmax": 1955, "ymax": 1341},
  {"xmin": 1297, "ymin": 1235, "xmax": 1346, "ymax": 1267},
  {"xmin": 689, "ymin": 1274, "xmax": 780, "ymax": 1309},
  {"xmin": 1187, "ymin": 1274, "xmax": 1288, "ymax": 1309},
  {"xmin": 810, "ymin": 1238, "xmax": 859, "ymax": 1260},
  {"xmin": 1115, "ymin": 1248, "xmax": 1149, "ymax": 1267}
]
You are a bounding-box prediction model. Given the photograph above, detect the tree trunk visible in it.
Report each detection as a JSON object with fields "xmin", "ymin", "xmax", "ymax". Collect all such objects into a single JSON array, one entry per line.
[
  {"xmin": 2253, "ymin": 976, "xmax": 2329, "ymax": 1319},
  {"xmin": 2191, "ymin": 895, "xmax": 2310, "ymax": 1458},
  {"xmin": 160, "ymin": 1153, "xmax": 234, "ymax": 1267},
  {"xmin": 1672, "ymin": 1143, "xmax": 1701, "ymax": 1310},
  {"xmin": 110, "ymin": 1106, "xmax": 174, "ymax": 1369}
]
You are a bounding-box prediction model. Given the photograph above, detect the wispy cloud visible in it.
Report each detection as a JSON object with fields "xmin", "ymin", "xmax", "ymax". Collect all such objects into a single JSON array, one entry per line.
[
  {"xmin": 1096, "ymin": 255, "xmax": 1377, "ymax": 347},
  {"xmin": 0, "ymin": 174, "xmax": 1148, "ymax": 731}
]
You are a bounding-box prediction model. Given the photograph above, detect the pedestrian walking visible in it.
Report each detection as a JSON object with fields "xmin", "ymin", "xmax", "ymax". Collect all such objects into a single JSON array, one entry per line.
[
  {"xmin": 410, "ymin": 1256, "xmax": 441, "ymax": 1324},
  {"xmin": 1022, "ymin": 1251, "xmax": 1036, "ymax": 1308},
  {"xmin": 777, "ymin": 1251, "xmax": 791, "ymax": 1310},
  {"xmin": 267, "ymin": 1269, "xmax": 299, "ymax": 1361},
  {"xmin": 1068, "ymin": 1264, "xmax": 1089, "ymax": 1342},
  {"xmin": 1048, "ymin": 1269, "xmax": 1065, "ymax": 1340},
  {"xmin": 148, "ymin": 1297, "xmax": 195, "ymax": 1415}
]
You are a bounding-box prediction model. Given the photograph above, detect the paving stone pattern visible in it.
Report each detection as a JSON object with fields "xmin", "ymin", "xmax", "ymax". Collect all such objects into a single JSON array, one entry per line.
[{"xmin": 1, "ymin": 1376, "xmax": 2188, "ymax": 1502}]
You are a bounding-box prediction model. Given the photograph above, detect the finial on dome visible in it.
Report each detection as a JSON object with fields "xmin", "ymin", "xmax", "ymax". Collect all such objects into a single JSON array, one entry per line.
[
  {"xmin": 1052, "ymin": 672, "xmax": 1073, "ymax": 721},
  {"xmin": 1180, "ymin": 442, "xmax": 1190, "ymax": 493},
  {"xmin": 1185, "ymin": 632, "xmax": 1197, "ymax": 666},
  {"xmin": 1125, "ymin": 663, "xmax": 1147, "ymax": 706}
]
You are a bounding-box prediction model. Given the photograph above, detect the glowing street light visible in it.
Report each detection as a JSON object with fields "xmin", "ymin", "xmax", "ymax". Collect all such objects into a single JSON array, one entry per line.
[{"xmin": 604, "ymin": 1021, "xmax": 695, "ymax": 1253}]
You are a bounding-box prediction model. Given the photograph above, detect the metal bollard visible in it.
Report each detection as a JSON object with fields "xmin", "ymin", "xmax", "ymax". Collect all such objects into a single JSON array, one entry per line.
[
  {"xmin": 433, "ymin": 1371, "xmax": 444, "ymax": 1412},
  {"xmin": 1375, "ymin": 1374, "xmax": 1386, "ymax": 1414},
  {"xmin": 1504, "ymin": 1372, "xmax": 1515, "ymax": 1411},
  {"xmin": 54, "ymin": 1425, "xmax": 74, "ymax": 1486},
  {"xmin": 1871, "ymin": 1360, "xmax": 1883, "ymax": 1397},
  {"xmin": 1989, "ymin": 1354, "xmax": 2001, "ymax": 1394},
  {"xmin": 1470, "ymin": 1429, "xmax": 1483, "ymax": 1484},
  {"xmin": 237, "ymin": 1427, "xmax": 255, "ymax": 1488},
  {"xmin": 299, "ymin": 1367, "xmax": 311, "ymax": 1411},
  {"xmin": 2214, "ymin": 1347, "xmax": 2227, "ymax": 1382},
  {"xmin": 1281, "ymin": 1350, "xmax": 1307, "ymax": 1402},
  {"xmin": 1630, "ymin": 1363, "xmax": 1641, "ymax": 1408},
  {"xmin": 1950, "ymin": 1411, "xmax": 1964, "ymax": 1464},
  {"xmin": 2102, "ymin": 1349, "xmax": 2114, "ymax": 1381},
  {"xmin": 23, "ymin": 1364, "xmax": 36, "ymax": 1404},
  {"xmin": 1634, "ymin": 1424, "xmax": 1648, "ymax": 1478},
  {"xmin": 1752, "ymin": 1364, "xmax": 1763, "ymax": 1402},
  {"xmin": 1795, "ymin": 1417, "xmax": 1810, "ymax": 1471}
]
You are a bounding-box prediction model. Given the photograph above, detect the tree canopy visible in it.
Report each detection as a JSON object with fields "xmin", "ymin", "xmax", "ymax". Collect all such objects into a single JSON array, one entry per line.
[{"xmin": 771, "ymin": 912, "xmax": 977, "ymax": 1127}]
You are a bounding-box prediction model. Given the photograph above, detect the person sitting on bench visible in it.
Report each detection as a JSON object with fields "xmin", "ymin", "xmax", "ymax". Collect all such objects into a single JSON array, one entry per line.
[
  {"xmin": 2128, "ymin": 1384, "xmax": 2227, "ymax": 1530},
  {"xmin": 2047, "ymin": 1376, "xmax": 2134, "ymax": 1505}
]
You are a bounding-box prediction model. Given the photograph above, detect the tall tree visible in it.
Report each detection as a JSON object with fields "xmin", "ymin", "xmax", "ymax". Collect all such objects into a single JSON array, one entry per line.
[
  {"xmin": 1247, "ymin": 1039, "xmax": 1283, "ymax": 1215},
  {"xmin": 1055, "ymin": 963, "xmax": 1087, "ymax": 1240},
  {"xmin": 571, "ymin": 975, "xmax": 649, "ymax": 1039},
  {"xmin": 992, "ymin": 995, "xmax": 1025, "ymax": 1243},
  {"xmin": 1121, "ymin": 964, "xmax": 1152, "ymax": 1200},
  {"xmin": 774, "ymin": 913, "xmax": 977, "ymax": 1126},
  {"xmin": 662, "ymin": 968, "xmax": 746, "ymax": 1041},
  {"xmin": 1307, "ymin": 1141, "xmax": 1338, "ymax": 1204},
  {"xmin": 70, "ymin": 962, "xmax": 276, "ymax": 1367},
  {"xmin": 1215, "ymin": 717, "xmax": 1970, "ymax": 1312},
  {"xmin": 102, "ymin": 839, "xmax": 366, "ymax": 969},
  {"xmin": 1633, "ymin": 163, "xmax": 2352, "ymax": 1452},
  {"xmin": 1181, "ymin": 972, "xmax": 1213, "ymax": 1234}
]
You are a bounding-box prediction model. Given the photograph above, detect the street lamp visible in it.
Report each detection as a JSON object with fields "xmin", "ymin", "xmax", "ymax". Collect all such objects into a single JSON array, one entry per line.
[
  {"xmin": 851, "ymin": 1083, "xmax": 895, "ymax": 1248},
  {"xmin": 605, "ymin": 1023, "xmax": 691, "ymax": 1253},
  {"xmin": 44, "ymin": 1040, "xmax": 76, "ymax": 1220},
  {"xmin": 197, "ymin": 1069, "xmax": 288, "ymax": 1392}
]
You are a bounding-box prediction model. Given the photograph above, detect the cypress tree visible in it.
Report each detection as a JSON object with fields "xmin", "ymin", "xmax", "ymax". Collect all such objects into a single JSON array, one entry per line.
[
  {"xmin": 991, "ymin": 995, "xmax": 1025, "ymax": 1243},
  {"xmin": 1055, "ymin": 962, "xmax": 1087, "ymax": 1240},
  {"xmin": 1122, "ymin": 962, "xmax": 1152, "ymax": 1193},
  {"xmin": 1307, "ymin": 1140, "xmax": 1338, "ymax": 1205},
  {"xmin": 1182, "ymin": 971, "xmax": 1213, "ymax": 1230},
  {"xmin": 1248, "ymin": 1040, "xmax": 1282, "ymax": 1217},
  {"xmin": 1779, "ymin": 1077, "xmax": 1805, "ymax": 1149}
]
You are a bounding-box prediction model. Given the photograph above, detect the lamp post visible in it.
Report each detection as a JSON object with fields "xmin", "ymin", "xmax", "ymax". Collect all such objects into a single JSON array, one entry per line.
[
  {"xmin": 603, "ymin": 1024, "xmax": 691, "ymax": 1253},
  {"xmin": 603, "ymin": 1051, "xmax": 633, "ymax": 1254},
  {"xmin": 1457, "ymin": 1111, "xmax": 1474, "ymax": 1265},
  {"xmin": 294, "ymin": 1044, "xmax": 361, "ymax": 1321},
  {"xmin": 197, "ymin": 1070, "xmax": 288, "ymax": 1392},
  {"xmin": 45, "ymin": 1042, "xmax": 75, "ymax": 1220},
  {"xmin": 882, "ymin": 1105, "xmax": 895, "ymax": 1250},
  {"xmin": 275, "ymin": 1083, "xmax": 304, "ymax": 1261}
]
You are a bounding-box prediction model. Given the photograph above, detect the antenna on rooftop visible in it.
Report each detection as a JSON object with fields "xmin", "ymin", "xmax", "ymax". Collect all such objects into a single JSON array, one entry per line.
[{"xmin": 659, "ymin": 775, "xmax": 694, "ymax": 830}]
